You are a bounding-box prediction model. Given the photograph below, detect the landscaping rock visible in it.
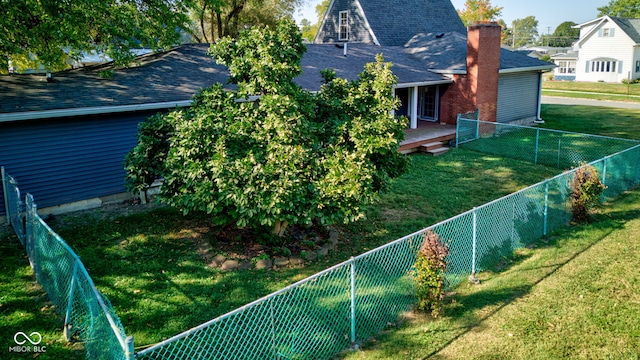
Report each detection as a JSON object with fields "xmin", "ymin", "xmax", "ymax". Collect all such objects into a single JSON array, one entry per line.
[
  {"xmin": 329, "ymin": 229, "xmax": 339, "ymax": 245},
  {"xmin": 212, "ymin": 254, "xmax": 227, "ymax": 267},
  {"xmin": 255, "ymin": 259, "xmax": 272, "ymax": 270},
  {"xmin": 238, "ymin": 260, "xmax": 252, "ymax": 270},
  {"xmin": 317, "ymin": 245, "xmax": 331, "ymax": 257},
  {"xmin": 302, "ymin": 251, "xmax": 317, "ymax": 261},
  {"xmin": 289, "ymin": 256, "xmax": 304, "ymax": 265},
  {"xmin": 274, "ymin": 257, "xmax": 289, "ymax": 267},
  {"xmin": 221, "ymin": 259, "xmax": 239, "ymax": 271}
]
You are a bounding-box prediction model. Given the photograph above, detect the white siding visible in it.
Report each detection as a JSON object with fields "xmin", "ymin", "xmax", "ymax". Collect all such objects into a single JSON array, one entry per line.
[
  {"xmin": 575, "ymin": 19, "xmax": 636, "ymax": 82},
  {"xmin": 497, "ymin": 72, "xmax": 540, "ymax": 123}
]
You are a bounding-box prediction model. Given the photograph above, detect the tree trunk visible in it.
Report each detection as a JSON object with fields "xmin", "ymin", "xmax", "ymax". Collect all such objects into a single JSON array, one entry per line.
[
  {"xmin": 272, "ymin": 220, "xmax": 289, "ymax": 237},
  {"xmin": 200, "ymin": 2, "xmax": 209, "ymax": 43}
]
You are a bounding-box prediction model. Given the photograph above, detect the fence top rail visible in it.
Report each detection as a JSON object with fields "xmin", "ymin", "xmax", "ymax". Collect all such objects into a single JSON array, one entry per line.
[
  {"xmin": 30, "ymin": 205, "xmax": 129, "ymax": 352},
  {"xmin": 458, "ymin": 118, "xmax": 640, "ymax": 143}
]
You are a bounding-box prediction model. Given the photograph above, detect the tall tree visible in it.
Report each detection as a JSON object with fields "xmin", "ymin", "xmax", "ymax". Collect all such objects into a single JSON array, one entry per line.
[
  {"xmin": 0, "ymin": 0, "xmax": 191, "ymax": 72},
  {"xmin": 187, "ymin": 0, "xmax": 304, "ymax": 43},
  {"xmin": 511, "ymin": 16, "xmax": 539, "ymax": 48},
  {"xmin": 125, "ymin": 19, "xmax": 408, "ymax": 239},
  {"xmin": 540, "ymin": 21, "xmax": 579, "ymax": 47},
  {"xmin": 457, "ymin": 0, "xmax": 503, "ymax": 26},
  {"xmin": 299, "ymin": 0, "xmax": 330, "ymax": 42},
  {"xmin": 598, "ymin": 0, "xmax": 640, "ymax": 18}
]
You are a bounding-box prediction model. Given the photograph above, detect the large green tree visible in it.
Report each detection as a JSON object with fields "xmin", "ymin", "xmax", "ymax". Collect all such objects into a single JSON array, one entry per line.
[
  {"xmin": 511, "ymin": 16, "xmax": 539, "ymax": 48},
  {"xmin": 186, "ymin": 0, "xmax": 304, "ymax": 43},
  {"xmin": 125, "ymin": 19, "xmax": 408, "ymax": 238},
  {"xmin": 0, "ymin": 0, "xmax": 191, "ymax": 71},
  {"xmin": 540, "ymin": 21, "xmax": 579, "ymax": 47},
  {"xmin": 457, "ymin": 0, "xmax": 503, "ymax": 26},
  {"xmin": 598, "ymin": 0, "xmax": 640, "ymax": 18}
]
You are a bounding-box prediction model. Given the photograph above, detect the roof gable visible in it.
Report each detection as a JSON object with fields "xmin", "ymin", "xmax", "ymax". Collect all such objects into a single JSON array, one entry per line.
[
  {"xmin": 576, "ymin": 16, "xmax": 640, "ymax": 47},
  {"xmin": 316, "ymin": 0, "xmax": 466, "ymax": 46}
]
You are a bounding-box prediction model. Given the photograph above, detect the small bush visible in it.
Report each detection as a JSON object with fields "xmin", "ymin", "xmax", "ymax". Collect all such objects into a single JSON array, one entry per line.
[
  {"xmin": 413, "ymin": 230, "xmax": 449, "ymax": 317},
  {"xmin": 570, "ymin": 165, "xmax": 606, "ymax": 223}
]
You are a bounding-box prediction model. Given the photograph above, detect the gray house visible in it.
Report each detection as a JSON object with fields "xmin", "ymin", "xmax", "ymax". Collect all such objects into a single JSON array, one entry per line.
[{"xmin": 1, "ymin": 0, "xmax": 554, "ymax": 220}]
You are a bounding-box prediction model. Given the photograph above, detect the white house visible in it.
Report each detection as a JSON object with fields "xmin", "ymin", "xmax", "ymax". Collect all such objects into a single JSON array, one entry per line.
[
  {"xmin": 570, "ymin": 16, "xmax": 640, "ymax": 83},
  {"xmin": 551, "ymin": 52, "xmax": 578, "ymax": 81}
]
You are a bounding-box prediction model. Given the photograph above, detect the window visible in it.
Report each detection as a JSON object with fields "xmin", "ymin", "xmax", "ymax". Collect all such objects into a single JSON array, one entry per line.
[
  {"xmin": 636, "ymin": 60, "xmax": 640, "ymax": 73},
  {"xmin": 600, "ymin": 27, "xmax": 615, "ymax": 37},
  {"xmin": 590, "ymin": 60, "xmax": 617, "ymax": 73},
  {"xmin": 338, "ymin": 11, "xmax": 349, "ymax": 40},
  {"xmin": 558, "ymin": 61, "xmax": 576, "ymax": 74}
]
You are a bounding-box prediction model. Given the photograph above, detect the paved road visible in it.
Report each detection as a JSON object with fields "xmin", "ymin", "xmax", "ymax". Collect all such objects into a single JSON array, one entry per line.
[{"xmin": 542, "ymin": 95, "xmax": 640, "ymax": 110}]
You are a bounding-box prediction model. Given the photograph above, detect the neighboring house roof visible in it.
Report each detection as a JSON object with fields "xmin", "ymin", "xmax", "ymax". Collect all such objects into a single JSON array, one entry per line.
[
  {"xmin": 609, "ymin": 17, "xmax": 640, "ymax": 44},
  {"xmin": 404, "ymin": 32, "xmax": 555, "ymax": 73},
  {"xmin": 551, "ymin": 52, "xmax": 579, "ymax": 60},
  {"xmin": 356, "ymin": 0, "xmax": 467, "ymax": 46},
  {"xmin": 297, "ymin": 43, "xmax": 451, "ymax": 91},
  {"xmin": 575, "ymin": 16, "xmax": 640, "ymax": 47},
  {"xmin": 0, "ymin": 44, "xmax": 231, "ymax": 116}
]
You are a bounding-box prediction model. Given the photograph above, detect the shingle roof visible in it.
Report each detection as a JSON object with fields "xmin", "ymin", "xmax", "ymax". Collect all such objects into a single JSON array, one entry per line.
[
  {"xmin": 0, "ymin": 44, "xmax": 231, "ymax": 114},
  {"xmin": 404, "ymin": 32, "xmax": 555, "ymax": 72},
  {"xmin": 609, "ymin": 17, "xmax": 640, "ymax": 44},
  {"xmin": 297, "ymin": 43, "xmax": 450, "ymax": 91},
  {"xmin": 1, "ymin": 42, "xmax": 451, "ymax": 114},
  {"xmin": 357, "ymin": 0, "xmax": 467, "ymax": 46}
]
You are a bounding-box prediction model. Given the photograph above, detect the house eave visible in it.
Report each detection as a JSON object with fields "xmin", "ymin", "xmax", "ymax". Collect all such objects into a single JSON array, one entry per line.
[
  {"xmin": 0, "ymin": 100, "xmax": 194, "ymax": 123},
  {"xmin": 429, "ymin": 69, "xmax": 467, "ymax": 75},
  {"xmin": 394, "ymin": 79, "xmax": 453, "ymax": 89},
  {"xmin": 499, "ymin": 65, "xmax": 555, "ymax": 74}
]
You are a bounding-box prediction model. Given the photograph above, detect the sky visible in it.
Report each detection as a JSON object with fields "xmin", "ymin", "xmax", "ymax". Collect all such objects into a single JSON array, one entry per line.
[{"xmin": 293, "ymin": 0, "xmax": 611, "ymax": 35}]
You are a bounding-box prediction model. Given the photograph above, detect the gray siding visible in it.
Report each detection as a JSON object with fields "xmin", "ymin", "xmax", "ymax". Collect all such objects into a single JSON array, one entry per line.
[
  {"xmin": 497, "ymin": 72, "xmax": 540, "ymax": 123},
  {"xmin": 0, "ymin": 111, "xmax": 160, "ymax": 217},
  {"xmin": 316, "ymin": 0, "xmax": 374, "ymax": 44}
]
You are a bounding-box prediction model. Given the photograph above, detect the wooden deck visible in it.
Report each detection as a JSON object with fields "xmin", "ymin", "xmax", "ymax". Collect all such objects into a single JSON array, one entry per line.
[{"xmin": 399, "ymin": 121, "xmax": 456, "ymax": 153}]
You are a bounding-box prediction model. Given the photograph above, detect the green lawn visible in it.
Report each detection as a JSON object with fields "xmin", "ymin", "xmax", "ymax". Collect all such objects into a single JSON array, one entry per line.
[
  {"xmin": 0, "ymin": 149, "xmax": 558, "ymax": 356},
  {"xmin": 340, "ymin": 104, "xmax": 640, "ymax": 359},
  {"xmin": 2, "ymin": 104, "xmax": 638, "ymax": 358},
  {"xmin": 342, "ymin": 187, "xmax": 640, "ymax": 359},
  {"xmin": 543, "ymin": 80, "xmax": 640, "ymax": 97}
]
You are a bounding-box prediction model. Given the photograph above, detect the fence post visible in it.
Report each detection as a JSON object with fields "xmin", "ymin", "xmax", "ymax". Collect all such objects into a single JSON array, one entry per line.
[
  {"xmin": 350, "ymin": 257, "xmax": 356, "ymax": 347},
  {"xmin": 25, "ymin": 194, "xmax": 36, "ymax": 269},
  {"xmin": 534, "ymin": 128, "xmax": 540, "ymax": 165},
  {"xmin": 471, "ymin": 208, "xmax": 477, "ymax": 278},
  {"xmin": 1, "ymin": 167, "xmax": 10, "ymax": 225},
  {"xmin": 455, "ymin": 115, "xmax": 460, "ymax": 148},
  {"xmin": 64, "ymin": 260, "xmax": 79, "ymax": 342},
  {"xmin": 543, "ymin": 181, "xmax": 549, "ymax": 236},
  {"xmin": 475, "ymin": 119, "xmax": 480, "ymax": 140},
  {"xmin": 125, "ymin": 336, "xmax": 135, "ymax": 360},
  {"xmin": 601, "ymin": 157, "xmax": 608, "ymax": 202}
]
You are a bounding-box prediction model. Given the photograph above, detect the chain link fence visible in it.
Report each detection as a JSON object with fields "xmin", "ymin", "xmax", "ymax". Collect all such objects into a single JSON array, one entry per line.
[
  {"xmin": 4, "ymin": 118, "xmax": 640, "ymax": 360},
  {"xmin": 1, "ymin": 168, "xmax": 133, "ymax": 360},
  {"xmin": 456, "ymin": 118, "xmax": 639, "ymax": 169}
]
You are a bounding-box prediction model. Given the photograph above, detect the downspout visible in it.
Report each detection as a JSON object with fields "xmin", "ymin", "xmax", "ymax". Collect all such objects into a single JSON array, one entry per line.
[
  {"xmin": 534, "ymin": 71, "xmax": 545, "ymax": 124},
  {"xmin": 411, "ymin": 86, "xmax": 418, "ymax": 129}
]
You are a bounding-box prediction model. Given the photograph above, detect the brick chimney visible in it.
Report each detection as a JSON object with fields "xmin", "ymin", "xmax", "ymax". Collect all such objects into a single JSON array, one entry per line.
[
  {"xmin": 440, "ymin": 21, "xmax": 501, "ymax": 124},
  {"xmin": 467, "ymin": 21, "xmax": 501, "ymax": 122}
]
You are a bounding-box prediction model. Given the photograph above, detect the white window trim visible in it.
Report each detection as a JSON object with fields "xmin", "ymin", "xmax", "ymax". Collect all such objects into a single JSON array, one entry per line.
[{"xmin": 338, "ymin": 10, "xmax": 349, "ymax": 41}]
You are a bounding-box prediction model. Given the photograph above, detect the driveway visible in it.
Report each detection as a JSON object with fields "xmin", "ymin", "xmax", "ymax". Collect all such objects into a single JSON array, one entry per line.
[{"xmin": 542, "ymin": 96, "xmax": 640, "ymax": 110}]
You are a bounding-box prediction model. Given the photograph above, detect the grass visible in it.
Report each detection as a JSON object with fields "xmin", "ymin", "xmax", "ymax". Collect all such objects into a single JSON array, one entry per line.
[
  {"xmin": 339, "ymin": 104, "xmax": 640, "ymax": 359},
  {"xmin": 540, "ymin": 104, "xmax": 640, "ymax": 140},
  {"xmin": 2, "ymin": 104, "xmax": 638, "ymax": 358},
  {"xmin": 541, "ymin": 89, "xmax": 640, "ymax": 102},
  {"xmin": 342, "ymin": 188, "xmax": 640, "ymax": 359},
  {"xmin": 0, "ymin": 149, "xmax": 559, "ymax": 356},
  {"xmin": 543, "ymin": 80, "xmax": 640, "ymax": 97}
]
